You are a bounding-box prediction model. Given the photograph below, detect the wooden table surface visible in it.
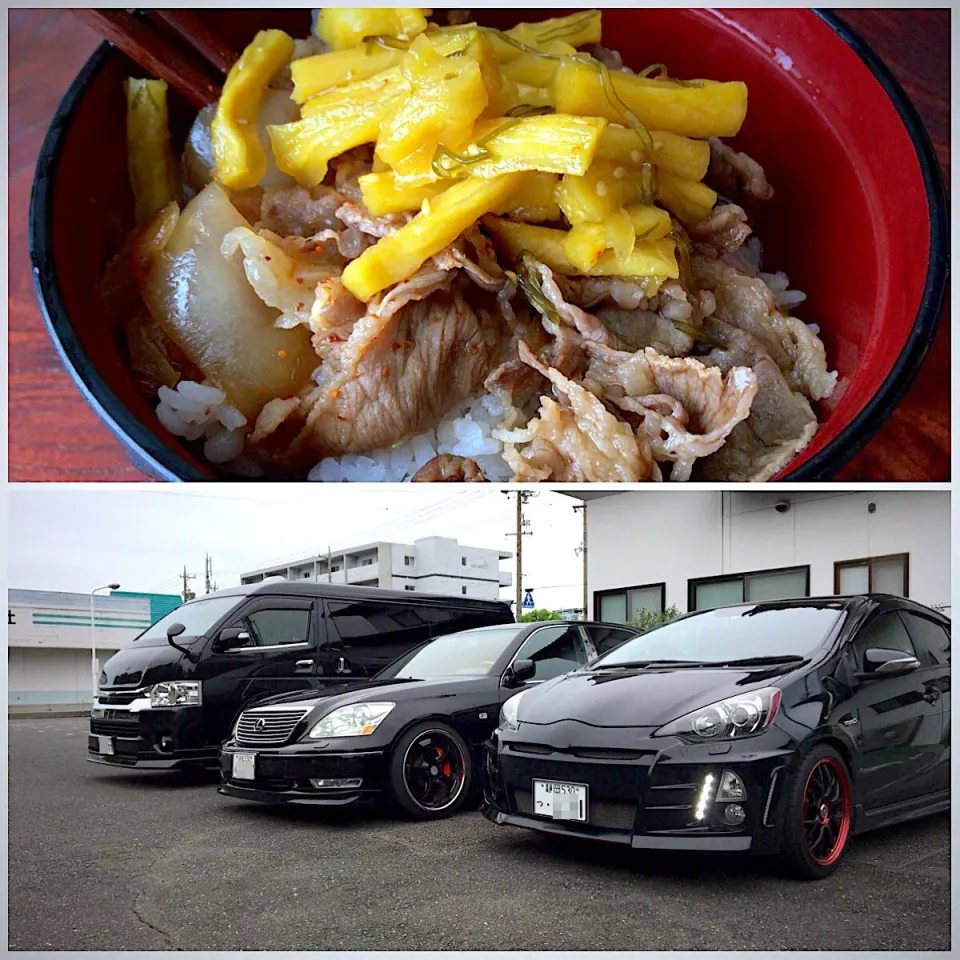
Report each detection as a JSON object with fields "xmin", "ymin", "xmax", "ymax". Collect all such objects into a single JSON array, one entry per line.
[{"xmin": 7, "ymin": 9, "xmax": 951, "ymax": 482}]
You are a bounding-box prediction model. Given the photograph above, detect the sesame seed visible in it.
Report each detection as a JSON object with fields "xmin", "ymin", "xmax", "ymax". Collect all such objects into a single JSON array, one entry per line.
[
  {"xmin": 630, "ymin": 149, "xmax": 642, "ymax": 163},
  {"xmin": 613, "ymin": 166, "xmax": 627, "ymax": 179},
  {"xmin": 595, "ymin": 180, "xmax": 608, "ymax": 197}
]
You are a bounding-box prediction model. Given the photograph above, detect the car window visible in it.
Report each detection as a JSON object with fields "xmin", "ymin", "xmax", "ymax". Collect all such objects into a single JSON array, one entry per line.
[
  {"xmin": 585, "ymin": 625, "xmax": 636, "ymax": 656},
  {"xmin": 514, "ymin": 625, "xmax": 588, "ymax": 682},
  {"xmin": 325, "ymin": 600, "xmax": 433, "ymax": 674},
  {"xmin": 901, "ymin": 612, "xmax": 951, "ymax": 666},
  {"xmin": 853, "ymin": 612, "xmax": 916, "ymax": 669},
  {"xmin": 243, "ymin": 608, "xmax": 311, "ymax": 647}
]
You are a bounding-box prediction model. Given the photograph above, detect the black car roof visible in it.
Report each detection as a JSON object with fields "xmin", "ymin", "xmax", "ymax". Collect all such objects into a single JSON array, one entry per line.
[{"xmin": 184, "ymin": 580, "xmax": 512, "ymax": 610}]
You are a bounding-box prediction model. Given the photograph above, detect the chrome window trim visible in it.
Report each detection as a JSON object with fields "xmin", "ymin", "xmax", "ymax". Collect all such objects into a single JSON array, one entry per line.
[{"xmin": 227, "ymin": 641, "xmax": 311, "ymax": 654}]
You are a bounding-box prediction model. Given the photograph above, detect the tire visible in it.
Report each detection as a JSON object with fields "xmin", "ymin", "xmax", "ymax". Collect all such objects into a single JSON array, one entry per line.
[
  {"xmin": 778, "ymin": 744, "xmax": 854, "ymax": 880},
  {"xmin": 388, "ymin": 721, "xmax": 473, "ymax": 821}
]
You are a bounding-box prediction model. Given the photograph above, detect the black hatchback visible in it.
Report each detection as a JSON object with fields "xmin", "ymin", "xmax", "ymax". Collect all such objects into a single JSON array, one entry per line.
[
  {"xmin": 482, "ymin": 595, "xmax": 950, "ymax": 879},
  {"xmin": 219, "ymin": 619, "xmax": 638, "ymax": 819}
]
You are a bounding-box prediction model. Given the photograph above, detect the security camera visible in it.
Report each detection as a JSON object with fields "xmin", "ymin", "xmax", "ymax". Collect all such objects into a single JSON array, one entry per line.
[{"xmin": 775, "ymin": 499, "xmax": 791, "ymax": 514}]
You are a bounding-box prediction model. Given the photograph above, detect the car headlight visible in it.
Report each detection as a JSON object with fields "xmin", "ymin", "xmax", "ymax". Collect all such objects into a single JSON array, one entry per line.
[
  {"xmin": 499, "ymin": 690, "xmax": 528, "ymax": 732},
  {"xmin": 653, "ymin": 687, "xmax": 782, "ymax": 742},
  {"xmin": 150, "ymin": 681, "xmax": 201, "ymax": 708},
  {"xmin": 307, "ymin": 702, "xmax": 395, "ymax": 739}
]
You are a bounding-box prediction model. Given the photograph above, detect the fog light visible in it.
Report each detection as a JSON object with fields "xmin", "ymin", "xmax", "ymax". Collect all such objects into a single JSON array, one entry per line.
[
  {"xmin": 717, "ymin": 769, "xmax": 746, "ymax": 802},
  {"xmin": 694, "ymin": 773, "xmax": 715, "ymax": 820},
  {"xmin": 159, "ymin": 736, "xmax": 174, "ymax": 752},
  {"xmin": 309, "ymin": 777, "xmax": 362, "ymax": 789},
  {"xmin": 724, "ymin": 803, "xmax": 746, "ymax": 825}
]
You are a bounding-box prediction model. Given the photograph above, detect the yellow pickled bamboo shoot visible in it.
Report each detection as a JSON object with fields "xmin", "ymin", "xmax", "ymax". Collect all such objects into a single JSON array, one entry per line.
[
  {"xmin": 595, "ymin": 124, "xmax": 711, "ymax": 181},
  {"xmin": 314, "ymin": 8, "xmax": 428, "ymax": 50},
  {"xmin": 483, "ymin": 216, "xmax": 678, "ymax": 281},
  {"xmin": 211, "ymin": 29, "xmax": 295, "ymax": 190},
  {"xmin": 552, "ymin": 58, "xmax": 747, "ymax": 139},
  {"xmin": 562, "ymin": 211, "xmax": 635, "ymax": 272},
  {"xmin": 376, "ymin": 34, "xmax": 489, "ymax": 175},
  {"xmin": 269, "ymin": 71, "xmax": 403, "ymax": 186},
  {"xmin": 657, "ymin": 169, "xmax": 717, "ymax": 225},
  {"xmin": 124, "ymin": 78, "xmax": 180, "ymax": 225},
  {"xmin": 342, "ymin": 172, "xmax": 534, "ymax": 301},
  {"xmin": 624, "ymin": 203, "xmax": 672, "ymax": 241}
]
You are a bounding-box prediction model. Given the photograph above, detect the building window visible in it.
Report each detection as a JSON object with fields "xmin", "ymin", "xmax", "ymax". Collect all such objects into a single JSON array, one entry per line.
[
  {"xmin": 404, "ymin": 556, "xmax": 414, "ymax": 567},
  {"xmin": 461, "ymin": 557, "xmax": 467, "ymax": 566},
  {"xmin": 688, "ymin": 566, "xmax": 810, "ymax": 611},
  {"xmin": 462, "ymin": 586, "xmax": 467, "ymax": 595},
  {"xmin": 404, "ymin": 585, "xmax": 415, "ymax": 592},
  {"xmin": 331, "ymin": 564, "xmax": 342, "ymax": 573},
  {"xmin": 593, "ymin": 583, "xmax": 665, "ymax": 625},
  {"xmin": 834, "ymin": 553, "xmax": 908, "ymax": 597},
  {"xmin": 361, "ymin": 558, "xmax": 373, "ymax": 566}
]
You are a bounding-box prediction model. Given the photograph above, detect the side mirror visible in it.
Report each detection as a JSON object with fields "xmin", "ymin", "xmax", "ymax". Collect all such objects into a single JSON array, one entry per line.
[
  {"xmin": 503, "ymin": 659, "xmax": 536, "ymax": 687},
  {"xmin": 166, "ymin": 622, "xmax": 186, "ymax": 639},
  {"xmin": 214, "ymin": 626, "xmax": 251, "ymax": 652},
  {"xmin": 857, "ymin": 647, "xmax": 921, "ymax": 680}
]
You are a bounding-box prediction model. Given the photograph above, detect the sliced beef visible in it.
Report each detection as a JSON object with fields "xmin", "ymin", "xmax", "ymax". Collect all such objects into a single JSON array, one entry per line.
[
  {"xmin": 412, "ymin": 455, "xmax": 488, "ymax": 482},
  {"xmin": 706, "ymin": 137, "xmax": 775, "ymax": 203}
]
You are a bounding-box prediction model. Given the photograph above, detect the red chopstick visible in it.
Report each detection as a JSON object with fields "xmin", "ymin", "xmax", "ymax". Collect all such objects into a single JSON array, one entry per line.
[{"xmin": 71, "ymin": 9, "xmax": 231, "ymax": 108}]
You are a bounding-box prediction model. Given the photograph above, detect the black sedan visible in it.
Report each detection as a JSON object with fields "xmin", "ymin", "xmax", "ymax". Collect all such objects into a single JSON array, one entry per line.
[
  {"xmin": 218, "ymin": 619, "xmax": 638, "ymax": 819},
  {"xmin": 482, "ymin": 595, "xmax": 950, "ymax": 879}
]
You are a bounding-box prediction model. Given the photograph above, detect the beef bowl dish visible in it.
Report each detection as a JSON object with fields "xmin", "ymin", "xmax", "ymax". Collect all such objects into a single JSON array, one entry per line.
[{"xmin": 30, "ymin": 9, "xmax": 947, "ymax": 481}]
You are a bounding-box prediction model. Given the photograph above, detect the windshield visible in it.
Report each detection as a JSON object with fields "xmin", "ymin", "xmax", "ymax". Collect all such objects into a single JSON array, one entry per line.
[
  {"xmin": 133, "ymin": 596, "xmax": 242, "ymax": 646},
  {"xmin": 377, "ymin": 626, "xmax": 521, "ymax": 679},
  {"xmin": 594, "ymin": 603, "xmax": 844, "ymax": 667}
]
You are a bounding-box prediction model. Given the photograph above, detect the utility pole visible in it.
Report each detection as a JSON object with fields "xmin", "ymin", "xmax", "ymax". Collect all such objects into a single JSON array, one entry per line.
[
  {"xmin": 503, "ymin": 491, "xmax": 536, "ymax": 617},
  {"xmin": 327, "ymin": 545, "xmax": 333, "ymax": 583},
  {"xmin": 573, "ymin": 503, "xmax": 588, "ymax": 620},
  {"xmin": 181, "ymin": 565, "xmax": 197, "ymax": 602},
  {"xmin": 204, "ymin": 554, "xmax": 213, "ymax": 595}
]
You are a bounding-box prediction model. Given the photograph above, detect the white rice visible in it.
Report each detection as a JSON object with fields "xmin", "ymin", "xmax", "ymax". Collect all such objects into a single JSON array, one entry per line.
[
  {"xmin": 307, "ymin": 393, "xmax": 515, "ymax": 483},
  {"xmin": 722, "ymin": 235, "xmax": 808, "ymax": 311},
  {"xmin": 155, "ymin": 381, "xmax": 248, "ymax": 465}
]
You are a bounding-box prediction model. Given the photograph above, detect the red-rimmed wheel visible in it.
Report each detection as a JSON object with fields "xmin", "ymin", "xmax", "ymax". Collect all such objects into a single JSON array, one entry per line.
[
  {"xmin": 388, "ymin": 721, "xmax": 472, "ymax": 821},
  {"xmin": 780, "ymin": 745, "xmax": 853, "ymax": 879}
]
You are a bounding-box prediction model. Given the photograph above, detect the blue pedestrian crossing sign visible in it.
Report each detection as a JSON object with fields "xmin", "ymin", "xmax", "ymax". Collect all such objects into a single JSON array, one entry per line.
[{"xmin": 522, "ymin": 590, "xmax": 535, "ymax": 609}]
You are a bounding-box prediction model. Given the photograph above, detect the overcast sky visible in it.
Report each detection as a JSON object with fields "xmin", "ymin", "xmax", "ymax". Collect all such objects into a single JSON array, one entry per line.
[{"xmin": 7, "ymin": 486, "xmax": 586, "ymax": 611}]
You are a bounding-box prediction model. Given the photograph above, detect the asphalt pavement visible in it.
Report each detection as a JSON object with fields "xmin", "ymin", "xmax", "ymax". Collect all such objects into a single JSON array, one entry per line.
[{"xmin": 8, "ymin": 717, "xmax": 951, "ymax": 951}]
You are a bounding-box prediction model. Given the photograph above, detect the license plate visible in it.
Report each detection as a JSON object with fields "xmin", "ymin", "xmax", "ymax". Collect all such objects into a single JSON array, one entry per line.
[
  {"xmin": 232, "ymin": 753, "xmax": 256, "ymax": 780},
  {"xmin": 533, "ymin": 779, "xmax": 588, "ymax": 821},
  {"xmin": 97, "ymin": 735, "xmax": 114, "ymax": 756}
]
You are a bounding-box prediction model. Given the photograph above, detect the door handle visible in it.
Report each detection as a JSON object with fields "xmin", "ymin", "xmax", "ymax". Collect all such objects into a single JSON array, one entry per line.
[
  {"xmin": 295, "ymin": 660, "xmax": 314, "ymax": 673},
  {"xmin": 923, "ymin": 685, "xmax": 941, "ymax": 704}
]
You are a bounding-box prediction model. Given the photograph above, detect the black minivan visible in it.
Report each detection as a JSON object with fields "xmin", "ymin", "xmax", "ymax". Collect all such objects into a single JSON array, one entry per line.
[{"xmin": 88, "ymin": 581, "xmax": 513, "ymax": 769}]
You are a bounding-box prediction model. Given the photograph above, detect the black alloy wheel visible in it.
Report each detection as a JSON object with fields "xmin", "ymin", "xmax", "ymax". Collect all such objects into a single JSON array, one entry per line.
[
  {"xmin": 389, "ymin": 721, "xmax": 472, "ymax": 821},
  {"xmin": 779, "ymin": 744, "xmax": 854, "ymax": 880}
]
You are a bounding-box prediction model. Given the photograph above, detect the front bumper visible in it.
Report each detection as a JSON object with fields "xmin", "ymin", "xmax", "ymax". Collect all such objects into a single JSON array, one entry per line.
[
  {"xmin": 218, "ymin": 741, "xmax": 387, "ymax": 806},
  {"xmin": 482, "ymin": 722, "xmax": 797, "ymax": 855},
  {"xmin": 87, "ymin": 701, "xmax": 217, "ymax": 768}
]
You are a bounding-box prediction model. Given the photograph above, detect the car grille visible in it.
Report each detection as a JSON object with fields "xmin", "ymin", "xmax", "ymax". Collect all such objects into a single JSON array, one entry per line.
[
  {"xmin": 514, "ymin": 788, "xmax": 637, "ymax": 831},
  {"xmin": 98, "ymin": 687, "xmax": 149, "ymax": 706},
  {"xmin": 235, "ymin": 708, "xmax": 310, "ymax": 746},
  {"xmin": 643, "ymin": 763, "xmax": 706, "ymax": 832},
  {"xmin": 91, "ymin": 718, "xmax": 139, "ymax": 737}
]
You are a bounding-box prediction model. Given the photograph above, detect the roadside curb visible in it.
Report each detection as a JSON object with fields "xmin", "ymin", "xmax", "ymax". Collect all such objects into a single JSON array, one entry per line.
[{"xmin": 9, "ymin": 707, "xmax": 90, "ymax": 719}]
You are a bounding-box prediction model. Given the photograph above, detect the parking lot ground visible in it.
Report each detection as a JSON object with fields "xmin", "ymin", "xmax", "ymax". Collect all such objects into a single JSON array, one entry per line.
[{"xmin": 9, "ymin": 717, "xmax": 951, "ymax": 951}]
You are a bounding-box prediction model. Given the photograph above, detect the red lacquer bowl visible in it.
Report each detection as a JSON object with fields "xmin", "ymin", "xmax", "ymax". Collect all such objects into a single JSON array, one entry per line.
[{"xmin": 29, "ymin": 9, "xmax": 948, "ymax": 481}]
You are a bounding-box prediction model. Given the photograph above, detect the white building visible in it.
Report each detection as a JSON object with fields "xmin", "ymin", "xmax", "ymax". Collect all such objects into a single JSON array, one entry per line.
[
  {"xmin": 241, "ymin": 536, "xmax": 513, "ymax": 601},
  {"xmin": 577, "ymin": 491, "xmax": 950, "ymax": 623},
  {"xmin": 8, "ymin": 590, "xmax": 182, "ymax": 705}
]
